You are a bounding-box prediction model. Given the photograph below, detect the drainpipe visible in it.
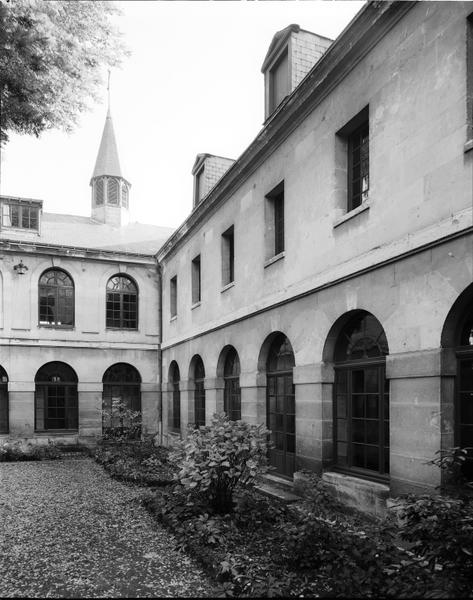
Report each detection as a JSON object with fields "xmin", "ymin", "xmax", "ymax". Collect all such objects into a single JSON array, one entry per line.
[{"xmin": 157, "ymin": 260, "xmax": 163, "ymax": 446}]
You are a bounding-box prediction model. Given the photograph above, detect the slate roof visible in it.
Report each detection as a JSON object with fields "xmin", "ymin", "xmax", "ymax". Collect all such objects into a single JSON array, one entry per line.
[
  {"xmin": 39, "ymin": 212, "xmax": 174, "ymax": 255},
  {"xmin": 91, "ymin": 110, "xmax": 123, "ymax": 180}
]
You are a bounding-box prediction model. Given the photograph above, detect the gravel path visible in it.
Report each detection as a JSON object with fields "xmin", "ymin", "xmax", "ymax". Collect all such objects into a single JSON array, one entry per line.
[{"xmin": 0, "ymin": 458, "xmax": 215, "ymax": 598}]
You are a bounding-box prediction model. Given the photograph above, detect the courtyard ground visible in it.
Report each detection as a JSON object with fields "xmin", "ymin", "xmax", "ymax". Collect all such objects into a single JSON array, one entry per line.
[{"xmin": 0, "ymin": 457, "xmax": 215, "ymax": 598}]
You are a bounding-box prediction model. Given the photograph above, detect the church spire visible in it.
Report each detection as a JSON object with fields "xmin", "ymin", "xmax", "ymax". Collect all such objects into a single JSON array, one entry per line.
[{"xmin": 90, "ymin": 74, "xmax": 130, "ymax": 227}]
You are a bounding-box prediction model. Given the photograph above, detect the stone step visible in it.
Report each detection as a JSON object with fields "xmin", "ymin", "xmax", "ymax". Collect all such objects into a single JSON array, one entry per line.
[{"xmin": 255, "ymin": 481, "xmax": 301, "ymax": 503}]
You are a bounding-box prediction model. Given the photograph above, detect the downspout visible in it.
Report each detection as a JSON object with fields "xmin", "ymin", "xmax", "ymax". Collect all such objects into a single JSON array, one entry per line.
[{"xmin": 157, "ymin": 259, "xmax": 163, "ymax": 446}]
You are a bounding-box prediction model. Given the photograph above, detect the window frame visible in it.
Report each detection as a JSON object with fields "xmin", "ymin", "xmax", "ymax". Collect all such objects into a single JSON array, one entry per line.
[
  {"xmin": 106, "ymin": 274, "xmax": 139, "ymax": 330},
  {"xmin": 221, "ymin": 225, "xmax": 235, "ymax": 287},
  {"xmin": 38, "ymin": 268, "xmax": 75, "ymax": 329},
  {"xmin": 170, "ymin": 275, "xmax": 178, "ymax": 319},
  {"xmin": 2, "ymin": 202, "xmax": 40, "ymax": 231},
  {"xmin": 265, "ymin": 181, "xmax": 285, "ymax": 259},
  {"xmin": 191, "ymin": 255, "xmax": 201, "ymax": 305}
]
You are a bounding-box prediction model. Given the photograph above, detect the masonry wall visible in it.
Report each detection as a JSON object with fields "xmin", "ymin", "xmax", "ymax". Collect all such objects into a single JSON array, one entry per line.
[
  {"xmin": 160, "ymin": 2, "xmax": 473, "ymax": 499},
  {"xmin": 0, "ymin": 251, "xmax": 160, "ymax": 443}
]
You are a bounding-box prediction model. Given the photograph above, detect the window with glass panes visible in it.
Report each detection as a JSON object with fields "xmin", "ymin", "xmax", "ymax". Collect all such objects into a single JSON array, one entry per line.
[
  {"xmin": 169, "ymin": 362, "xmax": 181, "ymax": 432},
  {"xmin": 347, "ymin": 121, "xmax": 369, "ymax": 211},
  {"xmin": 35, "ymin": 362, "xmax": 78, "ymax": 431},
  {"xmin": 39, "ymin": 269, "xmax": 74, "ymax": 327},
  {"xmin": 0, "ymin": 366, "xmax": 8, "ymax": 433},
  {"xmin": 106, "ymin": 275, "xmax": 138, "ymax": 329},
  {"xmin": 223, "ymin": 348, "xmax": 241, "ymax": 421},
  {"xmin": 2, "ymin": 202, "xmax": 39, "ymax": 230},
  {"xmin": 102, "ymin": 363, "xmax": 141, "ymax": 439},
  {"xmin": 266, "ymin": 334, "xmax": 295, "ymax": 478},
  {"xmin": 193, "ymin": 357, "xmax": 205, "ymax": 427},
  {"xmin": 456, "ymin": 306, "xmax": 473, "ymax": 478},
  {"xmin": 334, "ymin": 313, "xmax": 389, "ymax": 478}
]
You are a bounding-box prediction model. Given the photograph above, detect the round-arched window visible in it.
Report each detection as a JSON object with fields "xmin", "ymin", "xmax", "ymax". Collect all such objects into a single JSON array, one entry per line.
[
  {"xmin": 333, "ymin": 312, "xmax": 389, "ymax": 477},
  {"xmin": 102, "ymin": 363, "xmax": 141, "ymax": 439},
  {"xmin": 223, "ymin": 348, "xmax": 241, "ymax": 421},
  {"xmin": 106, "ymin": 275, "xmax": 138, "ymax": 329},
  {"xmin": 39, "ymin": 269, "xmax": 74, "ymax": 327},
  {"xmin": 0, "ymin": 366, "xmax": 8, "ymax": 433},
  {"xmin": 193, "ymin": 356, "xmax": 205, "ymax": 428},
  {"xmin": 169, "ymin": 362, "xmax": 181, "ymax": 432},
  {"xmin": 35, "ymin": 362, "xmax": 78, "ymax": 431}
]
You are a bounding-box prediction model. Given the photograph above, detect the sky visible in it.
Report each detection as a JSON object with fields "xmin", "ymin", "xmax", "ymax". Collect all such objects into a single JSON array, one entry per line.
[{"xmin": 0, "ymin": 0, "xmax": 366, "ymax": 229}]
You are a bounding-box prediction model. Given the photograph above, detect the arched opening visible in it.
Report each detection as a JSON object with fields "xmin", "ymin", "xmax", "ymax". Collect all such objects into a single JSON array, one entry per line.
[
  {"xmin": 107, "ymin": 177, "xmax": 119, "ymax": 205},
  {"xmin": 106, "ymin": 274, "xmax": 138, "ymax": 329},
  {"xmin": 221, "ymin": 346, "xmax": 241, "ymax": 421},
  {"xmin": 264, "ymin": 332, "xmax": 295, "ymax": 478},
  {"xmin": 0, "ymin": 366, "xmax": 8, "ymax": 433},
  {"xmin": 441, "ymin": 283, "xmax": 473, "ymax": 477},
  {"xmin": 39, "ymin": 268, "xmax": 74, "ymax": 327},
  {"xmin": 102, "ymin": 363, "xmax": 141, "ymax": 439},
  {"xmin": 35, "ymin": 362, "xmax": 78, "ymax": 431},
  {"xmin": 190, "ymin": 355, "xmax": 205, "ymax": 428},
  {"xmin": 330, "ymin": 311, "xmax": 389, "ymax": 479},
  {"xmin": 168, "ymin": 361, "xmax": 181, "ymax": 433}
]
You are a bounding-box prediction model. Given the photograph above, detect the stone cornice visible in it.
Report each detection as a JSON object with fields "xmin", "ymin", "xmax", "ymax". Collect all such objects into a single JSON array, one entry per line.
[
  {"xmin": 157, "ymin": 1, "xmax": 416, "ymax": 263},
  {"xmin": 0, "ymin": 239, "xmax": 156, "ymax": 266}
]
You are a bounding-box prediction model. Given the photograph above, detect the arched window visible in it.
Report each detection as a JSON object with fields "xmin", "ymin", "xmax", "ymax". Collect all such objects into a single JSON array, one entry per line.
[
  {"xmin": 192, "ymin": 356, "xmax": 205, "ymax": 428},
  {"xmin": 106, "ymin": 275, "xmax": 138, "ymax": 329},
  {"xmin": 35, "ymin": 362, "xmax": 78, "ymax": 431},
  {"xmin": 39, "ymin": 269, "xmax": 74, "ymax": 327},
  {"xmin": 95, "ymin": 179, "xmax": 104, "ymax": 206},
  {"xmin": 0, "ymin": 366, "xmax": 8, "ymax": 433},
  {"xmin": 102, "ymin": 363, "xmax": 141, "ymax": 439},
  {"xmin": 169, "ymin": 362, "xmax": 181, "ymax": 432},
  {"xmin": 333, "ymin": 312, "xmax": 389, "ymax": 478},
  {"xmin": 223, "ymin": 348, "xmax": 241, "ymax": 421},
  {"xmin": 108, "ymin": 178, "xmax": 119, "ymax": 205},
  {"xmin": 266, "ymin": 333, "xmax": 295, "ymax": 478}
]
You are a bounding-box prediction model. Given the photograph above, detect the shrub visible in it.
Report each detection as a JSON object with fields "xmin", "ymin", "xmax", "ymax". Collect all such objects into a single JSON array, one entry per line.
[
  {"xmin": 101, "ymin": 398, "xmax": 142, "ymax": 442},
  {"xmin": 429, "ymin": 446, "xmax": 473, "ymax": 497},
  {"xmin": 0, "ymin": 440, "xmax": 61, "ymax": 462},
  {"xmin": 171, "ymin": 413, "xmax": 271, "ymax": 514}
]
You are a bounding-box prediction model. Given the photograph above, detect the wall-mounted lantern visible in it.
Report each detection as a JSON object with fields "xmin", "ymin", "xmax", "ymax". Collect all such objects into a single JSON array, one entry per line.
[{"xmin": 13, "ymin": 260, "xmax": 28, "ymax": 275}]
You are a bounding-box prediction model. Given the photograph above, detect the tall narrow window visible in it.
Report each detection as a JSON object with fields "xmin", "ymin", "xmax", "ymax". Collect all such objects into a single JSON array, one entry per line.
[
  {"xmin": 0, "ymin": 366, "xmax": 9, "ymax": 433},
  {"xmin": 348, "ymin": 122, "xmax": 369, "ymax": 211},
  {"xmin": 333, "ymin": 312, "xmax": 389, "ymax": 478},
  {"xmin": 168, "ymin": 362, "xmax": 181, "ymax": 433},
  {"xmin": 223, "ymin": 348, "xmax": 241, "ymax": 421},
  {"xmin": 106, "ymin": 275, "xmax": 138, "ymax": 329},
  {"xmin": 39, "ymin": 269, "xmax": 74, "ymax": 327},
  {"xmin": 191, "ymin": 255, "xmax": 201, "ymax": 305},
  {"xmin": 193, "ymin": 356, "xmax": 205, "ymax": 427},
  {"xmin": 221, "ymin": 226, "xmax": 234, "ymax": 286},
  {"xmin": 194, "ymin": 166, "xmax": 205, "ymax": 207},
  {"xmin": 266, "ymin": 181, "xmax": 285, "ymax": 258},
  {"xmin": 95, "ymin": 179, "xmax": 104, "ymax": 206},
  {"xmin": 170, "ymin": 276, "xmax": 177, "ymax": 318},
  {"xmin": 102, "ymin": 363, "xmax": 141, "ymax": 440},
  {"xmin": 35, "ymin": 362, "xmax": 78, "ymax": 431},
  {"xmin": 121, "ymin": 184, "xmax": 129, "ymax": 209}
]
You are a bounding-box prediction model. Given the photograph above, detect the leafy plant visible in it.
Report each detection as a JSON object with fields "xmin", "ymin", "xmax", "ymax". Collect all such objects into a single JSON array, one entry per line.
[
  {"xmin": 171, "ymin": 413, "xmax": 271, "ymax": 514},
  {"xmin": 101, "ymin": 398, "xmax": 142, "ymax": 442},
  {"xmin": 0, "ymin": 440, "xmax": 61, "ymax": 462},
  {"xmin": 429, "ymin": 446, "xmax": 473, "ymax": 496}
]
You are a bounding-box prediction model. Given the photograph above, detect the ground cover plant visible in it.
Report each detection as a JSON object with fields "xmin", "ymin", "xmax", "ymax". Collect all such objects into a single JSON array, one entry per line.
[
  {"xmin": 94, "ymin": 419, "xmax": 473, "ymax": 598},
  {"xmin": 0, "ymin": 440, "xmax": 62, "ymax": 462}
]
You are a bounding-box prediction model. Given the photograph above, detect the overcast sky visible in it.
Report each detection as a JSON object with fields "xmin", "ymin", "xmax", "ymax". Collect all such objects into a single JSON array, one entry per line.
[{"xmin": 1, "ymin": 0, "xmax": 365, "ymax": 229}]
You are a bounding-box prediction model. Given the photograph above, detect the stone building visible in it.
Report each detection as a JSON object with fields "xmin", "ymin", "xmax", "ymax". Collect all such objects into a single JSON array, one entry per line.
[
  {"xmin": 158, "ymin": 1, "xmax": 473, "ymax": 513},
  {"xmin": 0, "ymin": 109, "xmax": 172, "ymax": 446}
]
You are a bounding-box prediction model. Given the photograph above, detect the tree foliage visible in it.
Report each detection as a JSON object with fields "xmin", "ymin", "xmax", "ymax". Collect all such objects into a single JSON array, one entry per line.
[{"xmin": 0, "ymin": 0, "xmax": 128, "ymax": 145}]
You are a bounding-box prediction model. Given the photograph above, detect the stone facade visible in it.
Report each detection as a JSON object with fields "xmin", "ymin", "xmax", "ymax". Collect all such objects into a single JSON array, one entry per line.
[{"xmin": 158, "ymin": 1, "xmax": 473, "ymax": 511}]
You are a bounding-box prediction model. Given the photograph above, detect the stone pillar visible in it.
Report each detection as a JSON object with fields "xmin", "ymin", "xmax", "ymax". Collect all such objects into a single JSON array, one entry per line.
[
  {"xmin": 293, "ymin": 362, "xmax": 334, "ymax": 473},
  {"xmin": 239, "ymin": 372, "xmax": 266, "ymax": 426},
  {"xmin": 8, "ymin": 381, "xmax": 35, "ymax": 438},
  {"xmin": 141, "ymin": 382, "xmax": 160, "ymax": 437},
  {"xmin": 203, "ymin": 377, "xmax": 224, "ymax": 425},
  {"xmin": 179, "ymin": 379, "xmax": 193, "ymax": 438},
  {"xmin": 387, "ymin": 348, "xmax": 454, "ymax": 496},
  {"xmin": 78, "ymin": 382, "xmax": 102, "ymax": 442}
]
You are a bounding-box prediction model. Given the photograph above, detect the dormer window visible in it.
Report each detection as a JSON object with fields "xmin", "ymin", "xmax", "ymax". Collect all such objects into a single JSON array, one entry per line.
[
  {"xmin": 269, "ymin": 48, "xmax": 289, "ymax": 114},
  {"xmin": 1, "ymin": 200, "xmax": 40, "ymax": 231},
  {"xmin": 194, "ymin": 165, "xmax": 205, "ymax": 207},
  {"xmin": 108, "ymin": 177, "xmax": 119, "ymax": 205}
]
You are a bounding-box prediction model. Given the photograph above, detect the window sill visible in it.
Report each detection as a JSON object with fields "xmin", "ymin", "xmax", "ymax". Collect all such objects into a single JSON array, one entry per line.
[
  {"xmin": 221, "ymin": 281, "xmax": 235, "ymax": 293},
  {"xmin": 333, "ymin": 201, "xmax": 370, "ymax": 228},
  {"xmin": 464, "ymin": 139, "xmax": 473, "ymax": 153},
  {"xmin": 39, "ymin": 324, "xmax": 74, "ymax": 330},
  {"xmin": 170, "ymin": 315, "xmax": 177, "ymax": 322},
  {"xmin": 191, "ymin": 301, "xmax": 201, "ymax": 310},
  {"xmin": 264, "ymin": 251, "xmax": 285, "ymax": 269},
  {"xmin": 34, "ymin": 430, "xmax": 78, "ymax": 435},
  {"xmin": 106, "ymin": 327, "xmax": 139, "ymax": 331}
]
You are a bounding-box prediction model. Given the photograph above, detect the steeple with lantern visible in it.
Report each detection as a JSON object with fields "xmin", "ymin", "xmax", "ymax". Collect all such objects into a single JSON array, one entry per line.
[{"xmin": 90, "ymin": 73, "xmax": 131, "ymax": 227}]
